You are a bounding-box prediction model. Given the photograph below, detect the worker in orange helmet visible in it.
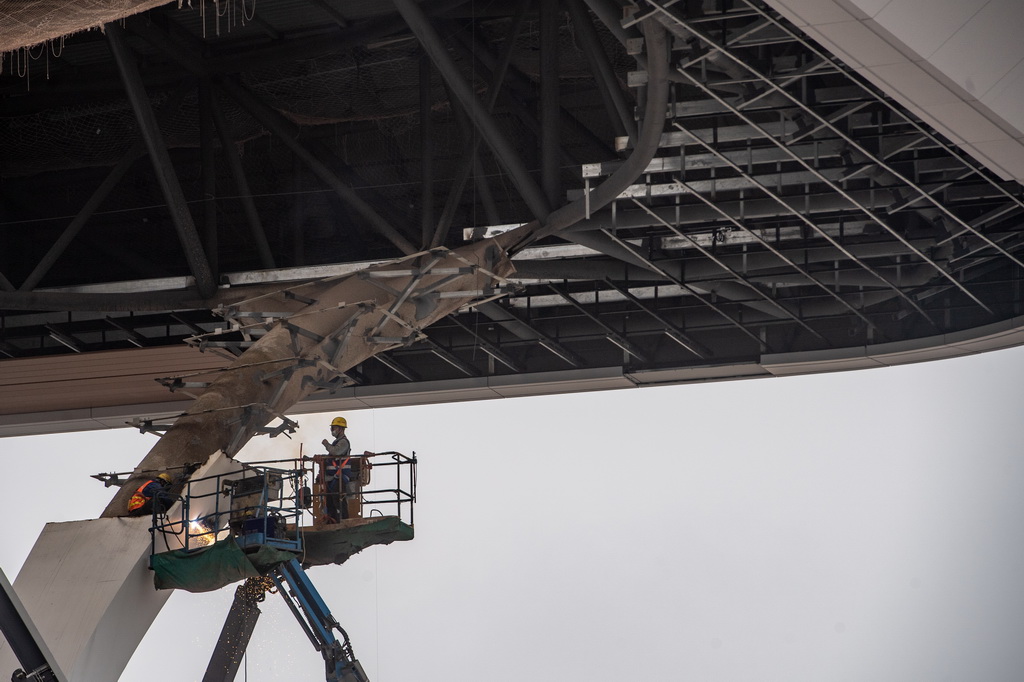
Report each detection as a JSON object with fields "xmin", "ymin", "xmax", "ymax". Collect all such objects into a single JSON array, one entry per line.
[
  {"xmin": 127, "ymin": 472, "xmax": 176, "ymax": 517},
  {"xmin": 321, "ymin": 416, "xmax": 352, "ymax": 522}
]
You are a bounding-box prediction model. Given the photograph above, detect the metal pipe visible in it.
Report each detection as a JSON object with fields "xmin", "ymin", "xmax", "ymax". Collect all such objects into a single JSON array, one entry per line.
[{"xmin": 105, "ymin": 22, "xmax": 217, "ymax": 298}]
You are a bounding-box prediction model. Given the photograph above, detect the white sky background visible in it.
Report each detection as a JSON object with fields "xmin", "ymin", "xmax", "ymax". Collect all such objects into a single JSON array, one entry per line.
[{"xmin": 2, "ymin": 346, "xmax": 1024, "ymax": 681}]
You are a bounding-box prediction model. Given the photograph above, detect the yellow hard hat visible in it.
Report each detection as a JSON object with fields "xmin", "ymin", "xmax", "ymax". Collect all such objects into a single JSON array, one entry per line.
[
  {"xmin": 331, "ymin": 416, "xmax": 348, "ymax": 428},
  {"xmin": 157, "ymin": 472, "xmax": 173, "ymax": 484}
]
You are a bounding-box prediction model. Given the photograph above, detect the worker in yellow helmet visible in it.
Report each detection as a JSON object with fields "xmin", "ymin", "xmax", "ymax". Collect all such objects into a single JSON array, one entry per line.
[
  {"xmin": 127, "ymin": 472, "xmax": 176, "ymax": 517},
  {"xmin": 321, "ymin": 417, "xmax": 351, "ymax": 522}
]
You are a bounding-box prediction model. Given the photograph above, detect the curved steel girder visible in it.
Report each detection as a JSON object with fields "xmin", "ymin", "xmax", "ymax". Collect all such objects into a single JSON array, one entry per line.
[
  {"xmin": 497, "ymin": 17, "xmax": 673, "ymax": 252},
  {"xmin": 102, "ymin": 240, "xmax": 513, "ymax": 516}
]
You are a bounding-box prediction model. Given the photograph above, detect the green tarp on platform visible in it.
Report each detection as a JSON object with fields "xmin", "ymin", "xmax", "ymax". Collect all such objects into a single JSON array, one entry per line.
[
  {"xmin": 151, "ymin": 537, "xmax": 296, "ymax": 592},
  {"xmin": 150, "ymin": 517, "xmax": 414, "ymax": 591},
  {"xmin": 301, "ymin": 516, "xmax": 414, "ymax": 567}
]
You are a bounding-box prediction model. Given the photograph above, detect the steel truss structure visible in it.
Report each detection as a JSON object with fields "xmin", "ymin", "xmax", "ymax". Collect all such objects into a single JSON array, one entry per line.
[{"xmin": 2, "ymin": 0, "xmax": 1023, "ymax": 420}]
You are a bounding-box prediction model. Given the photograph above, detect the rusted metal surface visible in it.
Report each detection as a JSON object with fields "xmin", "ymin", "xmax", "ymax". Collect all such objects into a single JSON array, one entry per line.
[{"xmin": 103, "ymin": 240, "xmax": 514, "ymax": 516}]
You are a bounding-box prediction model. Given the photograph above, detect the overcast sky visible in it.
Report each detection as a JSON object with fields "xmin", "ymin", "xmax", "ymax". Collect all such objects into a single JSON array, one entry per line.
[{"xmin": 2, "ymin": 345, "xmax": 1024, "ymax": 681}]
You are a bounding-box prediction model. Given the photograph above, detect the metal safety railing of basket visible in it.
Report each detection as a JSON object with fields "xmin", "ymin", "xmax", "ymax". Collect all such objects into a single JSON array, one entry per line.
[
  {"xmin": 149, "ymin": 461, "xmax": 306, "ymax": 555},
  {"xmin": 148, "ymin": 452, "xmax": 417, "ymax": 555},
  {"xmin": 357, "ymin": 451, "xmax": 417, "ymax": 527}
]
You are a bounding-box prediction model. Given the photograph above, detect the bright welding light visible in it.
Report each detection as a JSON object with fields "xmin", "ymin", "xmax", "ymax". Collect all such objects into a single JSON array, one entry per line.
[{"xmin": 189, "ymin": 519, "xmax": 216, "ymax": 547}]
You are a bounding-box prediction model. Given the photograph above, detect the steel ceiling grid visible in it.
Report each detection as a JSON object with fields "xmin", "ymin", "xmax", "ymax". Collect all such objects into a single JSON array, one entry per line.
[
  {"xmin": 593, "ymin": 0, "xmax": 1015, "ymax": 337},
  {"xmin": 1, "ymin": 0, "xmax": 1023, "ymax": 410}
]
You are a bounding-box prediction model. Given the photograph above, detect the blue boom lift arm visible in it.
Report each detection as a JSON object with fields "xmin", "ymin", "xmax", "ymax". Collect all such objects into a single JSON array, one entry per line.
[
  {"xmin": 202, "ymin": 559, "xmax": 368, "ymax": 682},
  {"xmin": 272, "ymin": 559, "xmax": 369, "ymax": 682}
]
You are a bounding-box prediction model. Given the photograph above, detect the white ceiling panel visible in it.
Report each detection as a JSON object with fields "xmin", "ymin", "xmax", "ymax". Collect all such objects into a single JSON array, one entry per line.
[
  {"xmin": 874, "ymin": 0, "xmax": 985, "ymax": 59},
  {"xmin": 930, "ymin": 0, "xmax": 1024, "ymax": 98}
]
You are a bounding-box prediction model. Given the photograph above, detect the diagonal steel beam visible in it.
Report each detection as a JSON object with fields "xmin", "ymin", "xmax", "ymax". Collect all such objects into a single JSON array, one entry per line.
[
  {"xmin": 0, "ymin": 339, "xmax": 18, "ymax": 357},
  {"xmin": 19, "ymin": 141, "xmax": 145, "ymax": 291},
  {"xmin": 125, "ymin": 16, "xmax": 416, "ymax": 258},
  {"xmin": 105, "ymin": 22, "xmax": 217, "ymax": 298},
  {"xmin": 737, "ymin": 0, "xmax": 1024, "ymax": 217},
  {"xmin": 602, "ymin": 278, "xmax": 711, "ymax": 359},
  {"xmin": 374, "ymin": 353, "xmax": 419, "ymax": 382},
  {"xmin": 209, "ymin": 87, "xmax": 276, "ymax": 270},
  {"xmin": 421, "ymin": 336, "xmax": 481, "ymax": 377},
  {"xmin": 668, "ymin": 172, "xmax": 883, "ymax": 337},
  {"xmin": 673, "ymin": 121, "xmax": 938, "ymax": 330},
  {"xmin": 549, "ymin": 284, "xmax": 649, "ymax": 362},
  {"xmin": 448, "ymin": 20, "xmax": 613, "ymax": 164},
  {"xmin": 560, "ymin": 221, "xmax": 775, "ymax": 352},
  {"xmin": 623, "ymin": 200, "xmax": 830, "ymax": 344},
  {"xmin": 44, "ymin": 324, "xmax": 84, "ymax": 353},
  {"xmin": 105, "ymin": 316, "xmax": 148, "ymax": 348},
  {"xmin": 565, "ymin": 0, "xmax": 636, "ymax": 141},
  {"xmin": 219, "ymin": 79, "xmax": 418, "ymax": 256},
  {"xmin": 204, "ymin": 0, "xmax": 472, "ymax": 75},
  {"xmin": 446, "ymin": 315, "xmax": 523, "ymax": 372},
  {"xmin": 199, "ymin": 80, "xmax": 219, "ymax": 279},
  {"xmin": 430, "ymin": 1, "xmax": 530, "ymax": 248},
  {"xmin": 308, "ymin": 0, "xmax": 349, "ymax": 28},
  {"xmin": 475, "ymin": 300, "xmax": 585, "ymax": 368},
  {"xmin": 393, "ymin": 0, "xmax": 552, "ymax": 222},
  {"xmin": 672, "ymin": 70, "xmax": 993, "ymax": 317},
  {"xmin": 420, "ymin": 53, "xmax": 435, "ymax": 249},
  {"xmin": 659, "ymin": 4, "xmax": 1021, "ymax": 296},
  {"xmin": 540, "ymin": 0, "xmax": 562, "ymax": 208}
]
